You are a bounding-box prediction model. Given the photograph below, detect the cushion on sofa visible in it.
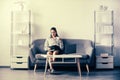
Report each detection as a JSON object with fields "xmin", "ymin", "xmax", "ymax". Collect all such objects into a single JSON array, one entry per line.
[
  {"xmin": 76, "ymin": 53, "xmax": 89, "ymax": 59},
  {"xmin": 34, "ymin": 45, "xmax": 46, "ymax": 54},
  {"xmin": 64, "ymin": 44, "xmax": 76, "ymax": 54},
  {"xmin": 32, "ymin": 39, "xmax": 46, "ymax": 54},
  {"xmin": 76, "ymin": 45, "xmax": 93, "ymax": 59}
]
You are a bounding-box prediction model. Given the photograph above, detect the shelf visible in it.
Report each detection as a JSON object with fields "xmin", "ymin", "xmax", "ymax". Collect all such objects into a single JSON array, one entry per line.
[
  {"xmin": 95, "ymin": 44, "xmax": 113, "ymax": 47},
  {"xmin": 17, "ymin": 44, "xmax": 29, "ymax": 47},
  {"xmin": 11, "ymin": 10, "xmax": 31, "ymax": 69},
  {"xmin": 95, "ymin": 33, "xmax": 113, "ymax": 35},
  {"xmin": 12, "ymin": 44, "xmax": 29, "ymax": 47},
  {"xmin": 94, "ymin": 10, "xmax": 114, "ymax": 58},
  {"xmin": 12, "ymin": 55, "xmax": 28, "ymax": 57},
  {"xmin": 96, "ymin": 22, "xmax": 113, "ymax": 25},
  {"xmin": 12, "ymin": 32, "xmax": 29, "ymax": 35}
]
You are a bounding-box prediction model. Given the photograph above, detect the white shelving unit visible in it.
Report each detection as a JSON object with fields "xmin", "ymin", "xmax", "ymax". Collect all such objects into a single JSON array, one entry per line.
[
  {"xmin": 11, "ymin": 10, "xmax": 31, "ymax": 69},
  {"xmin": 94, "ymin": 10, "xmax": 114, "ymax": 69}
]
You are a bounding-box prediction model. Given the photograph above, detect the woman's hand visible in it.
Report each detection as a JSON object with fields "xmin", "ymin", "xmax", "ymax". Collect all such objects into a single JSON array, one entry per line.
[
  {"xmin": 57, "ymin": 37, "xmax": 61, "ymax": 40},
  {"xmin": 48, "ymin": 47, "xmax": 51, "ymax": 50}
]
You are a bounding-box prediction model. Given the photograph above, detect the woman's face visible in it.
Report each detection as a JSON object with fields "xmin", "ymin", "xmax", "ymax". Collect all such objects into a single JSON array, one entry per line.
[{"xmin": 51, "ymin": 30, "xmax": 56, "ymax": 37}]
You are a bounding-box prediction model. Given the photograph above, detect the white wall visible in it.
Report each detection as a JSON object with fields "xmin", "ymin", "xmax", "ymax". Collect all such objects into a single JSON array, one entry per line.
[
  {"xmin": 0, "ymin": 0, "xmax": 12, "ymax": 66},
  {"xmin": 0, "ymin": 0, "xmax": 120, "ymax": 66},
  {"xmin": 31, "ymin": 0, "xmax": 96, "ymax": 40},
  {"xmin": 30, "ymin": 0, "xmax": 118, "ymax": 41}
]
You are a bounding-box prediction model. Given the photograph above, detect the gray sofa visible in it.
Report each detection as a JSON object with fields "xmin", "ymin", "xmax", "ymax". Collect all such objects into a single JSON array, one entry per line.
[{"xmin": 29, "ymin": 39, "xmax": 94, "ymax": 71}]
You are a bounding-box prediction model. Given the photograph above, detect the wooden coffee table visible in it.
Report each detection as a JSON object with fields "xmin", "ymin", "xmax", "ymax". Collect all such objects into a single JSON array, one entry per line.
[{"xmin": 41, "ymin": 54, "xmax": 82, "ymax": 80}]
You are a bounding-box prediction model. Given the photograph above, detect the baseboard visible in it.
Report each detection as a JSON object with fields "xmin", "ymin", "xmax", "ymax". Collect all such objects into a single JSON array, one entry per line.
[{"xmin": 0, "ymin": 66, "xmax": 10, "ymax": 68}]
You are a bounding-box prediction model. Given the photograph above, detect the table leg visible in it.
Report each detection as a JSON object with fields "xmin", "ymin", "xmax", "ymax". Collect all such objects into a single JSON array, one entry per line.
[
  {"xmin": 44, "ymin": 57, "xmax": 48, "ymax": 80},
  {"xmin": 77, "ymin": 58, "xmax": 82, "ymax": 80}
]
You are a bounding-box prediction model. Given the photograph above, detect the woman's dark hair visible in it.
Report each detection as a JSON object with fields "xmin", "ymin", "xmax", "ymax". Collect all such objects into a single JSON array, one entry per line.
[{"xmin": 50, "ymin": 27, "xmax": 59, "ymax": 38}]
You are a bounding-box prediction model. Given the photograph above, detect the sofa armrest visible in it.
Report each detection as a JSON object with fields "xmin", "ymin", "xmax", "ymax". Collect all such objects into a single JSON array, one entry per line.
[
  {"xmin": 86, "ymin": 47, "xmax": 93, "ymax": 57},
  {"xmin": 29, "ymin": 47, "xmax": 36, "ymax": 64},
  {"xmin": 85, "ymin": 47, "xmax": 94, "ymax": 64}
]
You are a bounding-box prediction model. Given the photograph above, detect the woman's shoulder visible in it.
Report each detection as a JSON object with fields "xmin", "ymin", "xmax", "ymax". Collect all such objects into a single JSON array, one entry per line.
[{"xmin": 46, "ymin": 37, "xmax": 51, "ymax": 40}]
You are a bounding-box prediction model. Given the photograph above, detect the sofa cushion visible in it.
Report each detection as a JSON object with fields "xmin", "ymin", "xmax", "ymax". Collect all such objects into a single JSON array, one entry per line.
[
  {"xmin": 76, "ymin": 47, "xmax": 93, "ymax": 60},
  {"xmin": 64, "ymin": 44, "xmax": 76, "ymax": 54},
  {"xmin": 32, "ymin": 39, "xmax": 46, "ymax": 54},
  {"xmin": 76, "ymin": 53, "xmax": 89, "ymax": 59}
]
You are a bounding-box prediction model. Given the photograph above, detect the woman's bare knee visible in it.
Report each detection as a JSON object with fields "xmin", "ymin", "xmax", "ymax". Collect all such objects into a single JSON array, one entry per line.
[
  {"xmin": 47, "ymin": 51, "xmax": 53, "ymax": 55},
  {"xmin": 53, "ymin": 50, "xmax": 59, "ymax": 55}
]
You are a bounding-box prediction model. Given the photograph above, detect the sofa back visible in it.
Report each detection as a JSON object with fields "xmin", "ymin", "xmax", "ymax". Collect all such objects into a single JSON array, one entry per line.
[
  {"xmin": 32, "ymin": 39, "xmax": 94, "ymax": 55},
  {"xmin": 62, "ymin": 39, "xmax": 94, "ymax": 54}
]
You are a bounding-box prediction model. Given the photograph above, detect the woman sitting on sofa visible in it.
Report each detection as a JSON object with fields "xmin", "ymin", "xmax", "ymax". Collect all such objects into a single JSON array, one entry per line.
[{"xmin": 44, "ymin": 27, "xmax": 64, "ymax": 73}]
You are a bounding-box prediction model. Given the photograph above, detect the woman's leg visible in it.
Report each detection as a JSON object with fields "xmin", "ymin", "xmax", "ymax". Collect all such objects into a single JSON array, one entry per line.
[
  {"xmin": 53, "ymin": 50, "xmax": 59, "ymax": 61},
  {"xmin": 47, "ymin": 51, "xmax": 53, "ymax": 70},
  {"xmin": 47, "ymin": 51, "xmax": 53, "ymax": 61}
]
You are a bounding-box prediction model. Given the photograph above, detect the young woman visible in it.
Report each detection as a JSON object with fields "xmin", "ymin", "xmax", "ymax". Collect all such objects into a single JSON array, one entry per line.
[{"xmin": 44, "ymin": 27, "xmax": 64, "ymax": 73}]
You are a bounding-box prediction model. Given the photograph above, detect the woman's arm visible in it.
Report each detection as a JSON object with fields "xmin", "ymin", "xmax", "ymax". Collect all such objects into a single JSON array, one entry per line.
[{"xmin": 44, "ymin": 39, "xmax": 49, "ymax": 51}]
